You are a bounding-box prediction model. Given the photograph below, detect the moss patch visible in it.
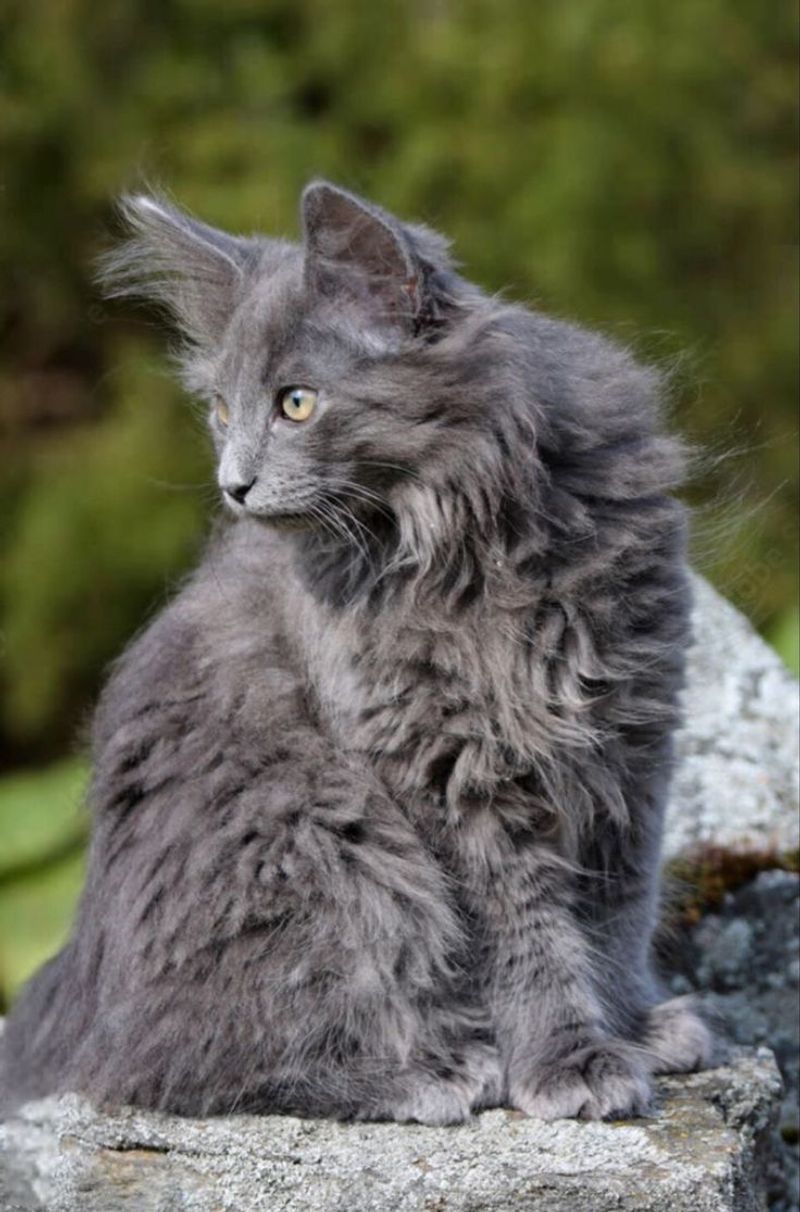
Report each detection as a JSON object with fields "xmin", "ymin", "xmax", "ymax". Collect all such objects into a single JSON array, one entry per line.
[{"xmin": 667, "ymin": 845, "xmax": 800, "ymax": 926}]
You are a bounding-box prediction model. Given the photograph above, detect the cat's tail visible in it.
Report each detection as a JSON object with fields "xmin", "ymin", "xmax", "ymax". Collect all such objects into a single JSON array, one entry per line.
[{"xmin": 0, "ymin": 947, "xmax": 78, "ymax": 1116}]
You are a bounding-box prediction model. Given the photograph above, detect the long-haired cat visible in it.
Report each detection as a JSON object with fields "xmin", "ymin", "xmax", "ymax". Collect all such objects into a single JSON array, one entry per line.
[{"xmin": 1, "ymin": 182, "xmax": 711, "ymax": 1123}]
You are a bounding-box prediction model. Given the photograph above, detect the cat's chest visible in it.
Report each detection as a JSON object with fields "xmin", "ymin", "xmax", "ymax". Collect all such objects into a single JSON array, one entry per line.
[{"xmin": 300, "ymin": 603, "xmax": 540, "ymax": 815}]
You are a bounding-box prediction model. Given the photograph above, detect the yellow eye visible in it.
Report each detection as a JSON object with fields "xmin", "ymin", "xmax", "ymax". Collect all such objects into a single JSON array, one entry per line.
[
  {"xmin": 215, "ymin": 397, "xmax": 230, "ymax": 427},
  {"xmin": 278, "ymin": 386, "xmax": 318, "ymax": 423}
]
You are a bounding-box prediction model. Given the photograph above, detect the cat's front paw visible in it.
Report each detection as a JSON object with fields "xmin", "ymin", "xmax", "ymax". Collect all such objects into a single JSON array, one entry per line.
[
  {"xmin": 509, "ymin": 1040, "xmax": 651, "ymax": 1121},
  {"xmin": 642, "ymin": 996, "xmax": 714, "ymax": 1075},
  {"xmin": 383, "ymin": 1075, "xmax": 474, "ymax": 1125},
  {"xmin": 370, "ymin": 1041, "xmax": 504, "ymax": 1125},
  {"xmin": 461, "ymin": 1038, "xmax": 506, "ymax": 1111}
]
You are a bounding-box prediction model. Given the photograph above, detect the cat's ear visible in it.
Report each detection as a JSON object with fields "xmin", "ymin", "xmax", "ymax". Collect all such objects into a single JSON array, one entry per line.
[
  {"xmin": 99, "ymin": 195, "xmax": 254, "ymax": 345},
  {"xmin": 301, "ymin": 182, "xmax": 429, "ymax": 336}
]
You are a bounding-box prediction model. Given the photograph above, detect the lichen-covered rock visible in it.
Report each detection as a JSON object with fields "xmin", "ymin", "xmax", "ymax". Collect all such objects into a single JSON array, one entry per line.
[
  {"xmin": 0, "ymin": 1049, "xmax": 784, "ymax": 1212},
  {"xmin": 660, "ymin": 576, "xmax": 800, "ymax": 1211},
  {"xmin": 669, "ymin": 871, "xmax": 800, "ymax": 1212},
  {"xmin": 666, "ymin": 575, "xmax": 799, "ymax": 862}
]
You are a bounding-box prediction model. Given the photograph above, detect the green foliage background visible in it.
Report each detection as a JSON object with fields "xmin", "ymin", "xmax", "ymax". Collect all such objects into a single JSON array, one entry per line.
[{"xmin": 0, "ymin": 0, "xmax": 797, "ymax": 1002}]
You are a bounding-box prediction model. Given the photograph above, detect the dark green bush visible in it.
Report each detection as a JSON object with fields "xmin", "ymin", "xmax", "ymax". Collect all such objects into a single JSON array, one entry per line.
[{"xmin": 1, "ymin": 0, "xmax": 797, "ymax": 765}]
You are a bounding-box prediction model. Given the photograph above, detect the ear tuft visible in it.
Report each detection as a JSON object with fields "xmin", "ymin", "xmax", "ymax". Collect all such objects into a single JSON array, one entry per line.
[{"xmin": 98, "ymin": 193, "xmax": 253, "ymax": 345}]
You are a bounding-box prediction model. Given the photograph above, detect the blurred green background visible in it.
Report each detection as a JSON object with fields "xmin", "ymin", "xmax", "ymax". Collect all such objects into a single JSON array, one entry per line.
[{"xmin": 0, "ymin": 0, "xmax": 797, "ymax": 1009}]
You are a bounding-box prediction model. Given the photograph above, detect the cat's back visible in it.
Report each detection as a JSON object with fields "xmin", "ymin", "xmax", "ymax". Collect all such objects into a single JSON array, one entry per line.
[
  {"xmin": 496, "ymin": 304, "xmax": 666, "ymax": 438},
  {"xmin": 484, "ymin": 303, "xmax": 687, "ymax": 518}
]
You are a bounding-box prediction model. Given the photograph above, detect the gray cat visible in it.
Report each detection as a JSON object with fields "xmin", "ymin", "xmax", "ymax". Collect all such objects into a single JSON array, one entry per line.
[{"xmin": 1, "ymin": 182, "xmax": 711, "ymax": 1123}]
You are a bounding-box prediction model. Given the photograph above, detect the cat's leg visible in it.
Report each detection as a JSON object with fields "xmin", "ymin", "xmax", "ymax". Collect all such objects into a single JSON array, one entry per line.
[
  {"xmin": 455, "ymin": 818, "xmax": 651, "ymax": 1121},
  {"xmin": 28, "ymin": 751, "xmax": 497, "ymax": 1124},
  {"xmin": 3, "ymin": 610, "xmax": 499, "ymax": 1123},
  {"xmin": 240, "ymin": 765, "xmax": 501, "ymax": 1121},
  {"xmin": 575, "ymin": 742, "xmax": 712, "ymax": 1077},
  {"xmin": 638, "ymin": 997, "xmax": 714, "ymax": 1074}
]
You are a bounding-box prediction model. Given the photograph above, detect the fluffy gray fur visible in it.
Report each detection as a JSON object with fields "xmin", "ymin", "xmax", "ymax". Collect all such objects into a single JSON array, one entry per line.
[{"xmin": 1, "ymin": 182, "xmax": 711, "ymax": 1123}]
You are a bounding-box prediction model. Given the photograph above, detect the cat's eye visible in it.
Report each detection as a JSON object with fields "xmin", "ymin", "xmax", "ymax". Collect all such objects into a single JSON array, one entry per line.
[
  {"xmin": 278, "ymin": 386, "xmax": 318, "ymax": 423},
  {"xmin": 214, "ymin": 397, "xmax": 230, "ymax": 427}
]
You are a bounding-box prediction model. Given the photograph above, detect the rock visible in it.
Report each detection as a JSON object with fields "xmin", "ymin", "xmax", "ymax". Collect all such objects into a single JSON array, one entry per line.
[
  {"xmin": 660, "ymin": 580, "xmax": 800, "ymax": 1212},
  {"xmin": 668, "ymin": 871, "xmax": 800, "ymax": 1212},
  {"xmin": 659, "ymin": 576, "xmax": 795, "ymax": 1212},
  {"xmin": 0, "ymin": 1049, "xmax": 784, "ymax": 1212},
  {"xmin": 695, "ymin": 917, "xmax": 755, "ymax": 989},
  {"xmin": 666, "ymin": 575, "xmax": 800, "ymax": 863}
]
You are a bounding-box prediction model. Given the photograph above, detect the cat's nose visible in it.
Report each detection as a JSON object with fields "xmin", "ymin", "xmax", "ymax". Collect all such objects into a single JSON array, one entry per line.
[{"xmin": 223, "ymin": 477, "xmax": 256, "ymax": 505}]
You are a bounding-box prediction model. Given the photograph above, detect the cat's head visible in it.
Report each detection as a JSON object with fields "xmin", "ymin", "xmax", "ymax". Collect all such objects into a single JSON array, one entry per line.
[{"xmin": 102, "ymin": 182, "xmax": 495, "ymax": 532}]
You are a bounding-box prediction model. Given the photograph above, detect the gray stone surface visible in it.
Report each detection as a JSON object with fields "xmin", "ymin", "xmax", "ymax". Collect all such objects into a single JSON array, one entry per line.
[
  {"xmin": 666, "ymin": 575, "xmax": 800, "ymax": 862},
  {"xmin": 0, "ymin": 1050, "xmax": 784, "ymax": 1212}
]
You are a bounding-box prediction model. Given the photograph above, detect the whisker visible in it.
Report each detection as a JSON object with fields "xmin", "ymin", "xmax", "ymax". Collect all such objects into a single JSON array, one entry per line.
[
  {"xmin": 319, "ymin": 478, "xmax": 395, "ymax": 522},
  {"xmin": 307, "ymin": 501, "xmax": 346, "ymax": 552},
  {"xmin": 313, "ymin": 498, "xmax": 368, "ymax": 571},
  {"xmin": 357, "ymin": 460, "xmax": 424, "ymax": 483}
]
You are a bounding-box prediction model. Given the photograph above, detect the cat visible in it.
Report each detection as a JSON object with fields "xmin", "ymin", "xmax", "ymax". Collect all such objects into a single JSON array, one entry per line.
[{"xmin": 0, "ymin": 181, "xmax": 712, "ymax": 1124}]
